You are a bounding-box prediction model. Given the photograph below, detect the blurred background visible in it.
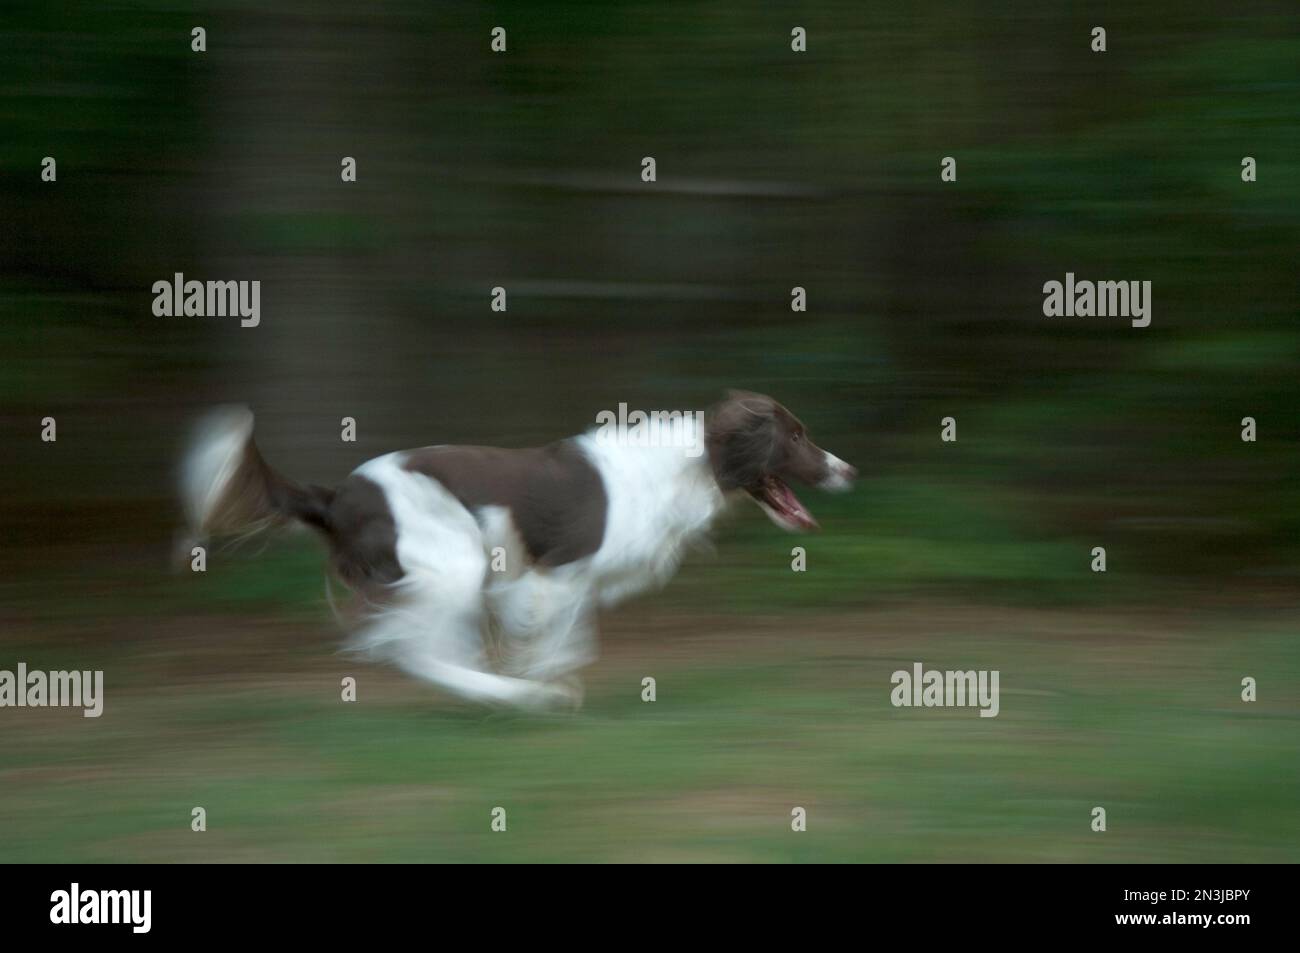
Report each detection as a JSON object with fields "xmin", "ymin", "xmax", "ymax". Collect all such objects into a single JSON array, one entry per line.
[{"xmin": 1, "ymin": 1, "xmax": 1297, "ymax": 862}]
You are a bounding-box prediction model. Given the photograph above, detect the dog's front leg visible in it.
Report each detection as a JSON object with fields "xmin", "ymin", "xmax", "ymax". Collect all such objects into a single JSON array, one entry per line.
[{"xmin": 491, "ymin": 568, "xmax": 597, "ymax": 695}]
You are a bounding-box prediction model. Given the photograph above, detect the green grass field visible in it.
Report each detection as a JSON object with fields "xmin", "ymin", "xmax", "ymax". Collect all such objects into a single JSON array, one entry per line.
[{"xmin": 4, "ymin": 587, "xmax": 1296, "ymax": 863}]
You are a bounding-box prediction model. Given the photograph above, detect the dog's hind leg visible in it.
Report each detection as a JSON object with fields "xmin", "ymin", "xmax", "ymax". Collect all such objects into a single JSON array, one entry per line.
[
  {"xmin": 345, "ymin": 461, "xmax": 574, "ymax": 709},
  {"xmin": 355, "ymin": 575, "xmax": 575, "ymax": 710},
  {"xmin": 397, "ymin": 634, "xmax": 574, "ymax": 709},
  {"xmin": 356, "ymin": 564, "xmax": 579, "ymax": 707}
]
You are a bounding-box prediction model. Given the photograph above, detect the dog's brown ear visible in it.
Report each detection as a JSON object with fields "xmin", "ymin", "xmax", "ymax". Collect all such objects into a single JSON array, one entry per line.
[
  {"xmin": 706, "ymin": 396, "xmax": 776, "ymax": 491},
  {"xmin": 722, "ymin": 389, "xmax": 778, "ymax": 420}
]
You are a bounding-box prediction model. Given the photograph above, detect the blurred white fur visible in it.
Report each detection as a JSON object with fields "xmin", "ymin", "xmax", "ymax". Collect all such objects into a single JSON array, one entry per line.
[
  {"xmin": 347, "ymin": 415, "xmax": 725, "ymax": 708},
  {"xmin": 180, "ymin": 405, "xmax": 255, "ymax": 534}
]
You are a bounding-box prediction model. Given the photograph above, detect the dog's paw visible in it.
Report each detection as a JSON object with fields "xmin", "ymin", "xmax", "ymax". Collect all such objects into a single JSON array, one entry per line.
[
  {"xmin": 547, "ymin": 675, "xmax": 585, "ymax": 711},
  {"xmin": 517, "ymin": 675, "xmax": 584, "ymax": 713}
]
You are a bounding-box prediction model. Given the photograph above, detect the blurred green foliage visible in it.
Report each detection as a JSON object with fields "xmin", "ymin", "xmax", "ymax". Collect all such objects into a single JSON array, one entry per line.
[{"xmin": 2, "ymin": 1, "xmax": 1296, "ymax": 612}]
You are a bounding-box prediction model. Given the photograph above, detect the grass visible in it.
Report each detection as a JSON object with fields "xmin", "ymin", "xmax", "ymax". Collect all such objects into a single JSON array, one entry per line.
[{"xmin": 2, "ymin": 604, "xmax": 1296, "ymax": 863}]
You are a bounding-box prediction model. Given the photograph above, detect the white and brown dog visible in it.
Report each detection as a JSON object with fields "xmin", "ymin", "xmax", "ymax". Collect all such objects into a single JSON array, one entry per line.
[{"xmin": 181, "ymin": 392, "xmax": 855, "ymax": 709}]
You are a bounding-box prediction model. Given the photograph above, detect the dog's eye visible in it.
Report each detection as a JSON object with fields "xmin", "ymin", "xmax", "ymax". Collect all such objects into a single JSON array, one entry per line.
[{"xmin": 791, "ymin": 432, "xmax": 802, "ymax": 443}]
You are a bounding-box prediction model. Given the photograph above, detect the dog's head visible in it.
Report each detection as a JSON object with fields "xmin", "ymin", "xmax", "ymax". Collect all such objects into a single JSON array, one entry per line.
[{"xmin": 705, "ymin": 390, "xmax": 856, "ymax": 531}]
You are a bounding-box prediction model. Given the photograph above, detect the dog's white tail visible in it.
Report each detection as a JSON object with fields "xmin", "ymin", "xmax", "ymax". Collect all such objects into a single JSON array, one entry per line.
[{"xmin": 179, "ymin": 406, "xmax": 335, "ymax": 549}]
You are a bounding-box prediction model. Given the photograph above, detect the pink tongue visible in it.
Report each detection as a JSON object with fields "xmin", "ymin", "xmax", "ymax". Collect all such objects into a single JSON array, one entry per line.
[{"xmin": 779, "ymin": 483, "xmax": 817, "ymax": 527}]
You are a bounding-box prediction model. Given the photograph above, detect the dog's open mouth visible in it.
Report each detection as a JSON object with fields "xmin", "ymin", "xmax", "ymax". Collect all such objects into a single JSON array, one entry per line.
[{"xmin": 749, "ymin": 475, "xmax": 818, "ymax": 531}]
